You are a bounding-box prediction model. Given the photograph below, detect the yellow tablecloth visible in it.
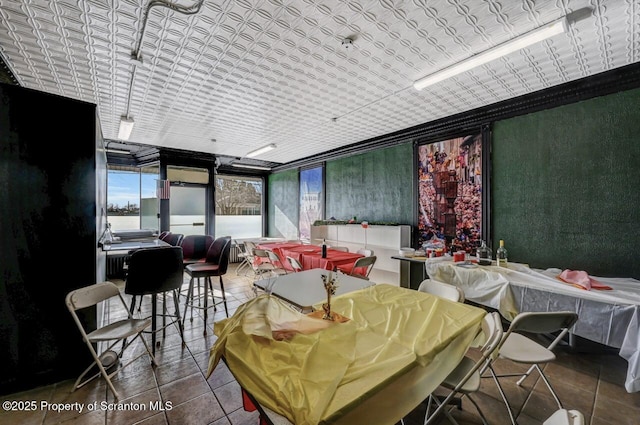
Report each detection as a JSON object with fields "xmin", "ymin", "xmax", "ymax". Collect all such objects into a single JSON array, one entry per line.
[{"xmin": 208, "ymin": 284, "xmax": 485, "ymax": 425}]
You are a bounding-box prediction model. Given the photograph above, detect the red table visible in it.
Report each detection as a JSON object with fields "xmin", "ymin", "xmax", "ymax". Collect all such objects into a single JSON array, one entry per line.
[
  {"xmin": 255, "ymin": 242, "xmax": 367, "ymax": 275},
  {"xmin": 279, "ymin": 245, "xmax": 366, "ymax": 275}
]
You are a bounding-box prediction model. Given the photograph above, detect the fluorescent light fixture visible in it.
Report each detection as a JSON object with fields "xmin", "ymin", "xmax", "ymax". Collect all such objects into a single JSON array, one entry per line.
[
  {"xmin": 245, "ymin": 143, "xmax": 276, "ymax": 158},
  {"xmin": 232, "ymin": 163, "xmax": 271, "ymax": 171},
  {"xmin": 414, "ymin": 17, "xmax": 568, "ymax": 90},
  {"xmin": 118, "ymin": 116, "xmax": 135, "ymax": 140},
  {"xmin": 106, "ymin": 148, "xmax": 130, "ymax": 155}
]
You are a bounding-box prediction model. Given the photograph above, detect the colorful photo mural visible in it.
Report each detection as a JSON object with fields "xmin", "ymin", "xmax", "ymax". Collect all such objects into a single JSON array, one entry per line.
[{"xmin": 417, "ymin": 134, "xmax": 483, "ymax": 252}]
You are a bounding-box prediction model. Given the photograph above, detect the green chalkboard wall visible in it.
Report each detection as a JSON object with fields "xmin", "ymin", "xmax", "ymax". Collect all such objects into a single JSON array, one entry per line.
[
  {"xmin": 492, "ymin": 87, "xmax": 640, "ymax": 278},
  {"xmin": 326, "ymin": 144, "xmax": 413, "ymax": 224},
  {"xmin": 267, "ymin": 169, "xmax": 299, "ymax": 238}
]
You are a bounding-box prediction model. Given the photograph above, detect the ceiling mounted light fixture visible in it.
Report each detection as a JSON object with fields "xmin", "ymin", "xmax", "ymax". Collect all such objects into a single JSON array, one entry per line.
[
  {"xmin": 231, "ymin": 163, "xmax": 271, "ymax": 171},
  {"xmin": 118, "ymin": 116, "xmax": 135, "ymax": 140},
  {"xmin": 413, "ymin": 17, "xmax": 568, "ymax": 90},
  {"xmin": 245, "ymin": 143, "xmax": 276, "ymax": 158}
]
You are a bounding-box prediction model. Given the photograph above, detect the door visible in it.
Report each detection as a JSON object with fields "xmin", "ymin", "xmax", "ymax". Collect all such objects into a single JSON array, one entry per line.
[{"xmin": 169, "ymin": 186, "xmax": 206, "ymax": 236}]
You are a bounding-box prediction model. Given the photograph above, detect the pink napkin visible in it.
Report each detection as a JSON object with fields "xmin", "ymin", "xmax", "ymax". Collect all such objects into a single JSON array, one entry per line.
[{"xmin": 557, "ymin": 269, "xmax": 612, "ymax": 291}]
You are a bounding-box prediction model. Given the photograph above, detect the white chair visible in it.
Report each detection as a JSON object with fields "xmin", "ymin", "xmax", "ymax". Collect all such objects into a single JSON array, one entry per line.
[
  {"xmin": 544, "ymin": 409, "xmax": 585, "ymax": 425},
  {"xmin": 66, "ymin": 281, "xmax": 157, "ymax": 400},
  {"xmin": 287, "ymin": 256, "xmax": 303, "ymax": 272},
  {"xmin": 486, "ymin": 311, "xmax": 579, "ymax": 425},
  {"xmin": 424, "ymin": 312, "xmax": 504, "ymax": 425},
  {"xmin": 418, "ymin": 279, "xmax": 464, "ymax": 302},
  {"xmin": 235, "ymin": 240, "xmax": 254, "ymax": 276},
  {"xmin": 266, "ymin": 249, "xmax": 289, "ymax": 275},
  {"xmin": 357, "ymin": 248, "xmax": 374, "ymax": 257},
  {"xmin": 330, "ymin": 246, "xmax": 349, "ymax": 252}
]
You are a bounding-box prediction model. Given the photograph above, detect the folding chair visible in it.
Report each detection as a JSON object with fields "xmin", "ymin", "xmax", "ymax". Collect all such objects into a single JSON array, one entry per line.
[
  {"xmin": 544, "ymin": 409, "xmax": 585, "ymax": 425},
  {"xmin": 486, "ymin": 311, "xmax": 579, "ymax": 425},
  {"xmin": 348, "ymin": 255, "xmax": 377, "ymax": 280},
  {"xmin": 235, "ymin": 240, "xmax": 254, "ymax": 276},
  {"xmin": 425, "ymin": 312, "xmax": 504, "ymax": 425},
  {"xmin": 287, "ymin": 256, "xmax": 303, "ymax": 272},
  {"xmin": 418, "ymin": 279, "xmax": 464, "ymax": 302},
  {"xmin": 66, "ymin": 281, "xmax": 157, "ymax": 400}
]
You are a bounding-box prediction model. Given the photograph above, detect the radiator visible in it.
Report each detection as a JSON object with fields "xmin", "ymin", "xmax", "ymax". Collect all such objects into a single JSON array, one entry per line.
[
  {"xmin": 229, "ymin": 244, "xmax": 241, "ymax": 263},
  {"xmin": 106, "ymin": 254, "xmax": 127, "ymax": 278}
]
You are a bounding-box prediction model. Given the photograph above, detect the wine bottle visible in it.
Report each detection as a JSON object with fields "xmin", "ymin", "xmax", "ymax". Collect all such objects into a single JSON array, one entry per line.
[
  {"xmin": 476, "ymin": 240, "xmax": 492, "ymax": 266},
  {"xmin": 322, "ymin": 238, "xmax": 327, "ymax": 258},
  {"xmin": 496, "ymin": 240, "xmax": 508, "ymax": 267}
]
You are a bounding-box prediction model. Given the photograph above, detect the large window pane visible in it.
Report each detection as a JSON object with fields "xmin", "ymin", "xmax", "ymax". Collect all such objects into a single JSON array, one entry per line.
[
  {"xmin": 215, "ymin": 175, "xmax": 262, "ymax": 238},
  {"xmin": 107, "ymin": 165, "xmax": 159, "ymax": 231}
]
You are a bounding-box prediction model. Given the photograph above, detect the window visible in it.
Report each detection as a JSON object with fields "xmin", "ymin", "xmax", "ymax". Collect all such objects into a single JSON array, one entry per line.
[
  {"xmin": 107, "ymin": 165, "xmax": 159, "ymax": 231},
  {"xmin": 215, "ymin": 175, "xmax": 263, "ymax": 238}
]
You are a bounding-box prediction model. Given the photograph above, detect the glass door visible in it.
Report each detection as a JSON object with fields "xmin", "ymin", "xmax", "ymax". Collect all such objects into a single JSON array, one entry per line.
[{"xmin": 169, "ymin": 186, "xmax": 206, "ymax": 236}]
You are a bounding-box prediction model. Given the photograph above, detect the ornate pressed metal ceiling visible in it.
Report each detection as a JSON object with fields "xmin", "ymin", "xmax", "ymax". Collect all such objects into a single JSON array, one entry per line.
[{"xmin": 0, "ymin": 0, "xmax": 638, "ymax": 165}]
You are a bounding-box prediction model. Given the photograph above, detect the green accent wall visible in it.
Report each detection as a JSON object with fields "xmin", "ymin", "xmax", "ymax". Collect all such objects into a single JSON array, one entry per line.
[
  {"xmin": 492, "ymin": 87, "xmax": 640, "ymax": 278},
  {"xmin": 267, "ymin": 169, "xmax": 299, "ymax": 238},
  {"xmin": 326, "ymin": 144, "xmax": 413, "ymax": 224}
]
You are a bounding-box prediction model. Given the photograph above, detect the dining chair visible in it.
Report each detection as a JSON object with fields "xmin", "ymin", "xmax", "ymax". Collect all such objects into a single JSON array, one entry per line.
[
  {"xmin": 330, "ymin": 246, "xmax": 349, "ymax": 252},
  {"xmin": 266, "ymin": 249, "xmax": 288, "ymax": 275},
  {"xmin": 424, "ymin": 312, "xmax": 504, "ymax": 425},
  {"xmin": 347, "ymin": 255, "xmax": 377, "ymax": 280},
  {"xmin": 124, "ymin": 246, "xmax": 186, "ymax": 355},
  {"xmin": 181, "ymin": 234, "xmax": 214, "ymax": 268},
  {"xmin": 162, "ymin": 232, "xmax": 184, "ymax": 246},
  {"xmin": 234, "ymin": 240, "xmax": 253, "ymax": 276},
  {"xmin": 418, "ymin": 279, "xmax": 464, "ymax": 302},
  {"xmin": 357, "ymin": 248, "xmax": 374, "ymax": 257},
  {"xmin": 544, "ymin": 409, "xmax": 585, "ymax": 425},
  {"xmin": 485, "ymin": 311, "xmax": 579, "ymax": 425},
  {"xmin": 183, "ymin": 236, "xmax": 232, "ymax": 333},
  {"xmin": 287, "ymin": 256, "xmax": 303, "ymax": 272},
  {"xmin": 66, "ymin": 281, "xmax": 156, "ymax": 400}
]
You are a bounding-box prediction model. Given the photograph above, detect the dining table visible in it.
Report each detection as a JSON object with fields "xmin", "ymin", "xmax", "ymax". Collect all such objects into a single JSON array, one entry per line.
[
  {"xmin": 253, "ymin": 268, "xmax": 375, "ymax": 312},
  {"xmin": 207, "ymin": 284, "xmax": 486, "ymax": 425},
  {"xmin": 425, "ymin": 257, "xmax": 640, "ymax": 393},
  {"xmin": 256, "ymin": 242, "xmax": 366, "ymax": 275}
]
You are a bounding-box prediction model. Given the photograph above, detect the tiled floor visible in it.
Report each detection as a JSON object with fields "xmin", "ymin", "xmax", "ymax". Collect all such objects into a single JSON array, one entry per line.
[{"xmin": 1, "ymin": 263, "xmax": 639, "ymax": 425}]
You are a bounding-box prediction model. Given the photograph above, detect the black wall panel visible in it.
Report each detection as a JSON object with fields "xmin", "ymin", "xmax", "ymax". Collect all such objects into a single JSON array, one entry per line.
[{"xmin": 0, "ymin": 83, "xmax": 99, "ymax": 394}]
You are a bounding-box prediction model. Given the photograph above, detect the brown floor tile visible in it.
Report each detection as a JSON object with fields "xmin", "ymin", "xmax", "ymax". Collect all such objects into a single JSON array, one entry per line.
[
  {"xmin": 132, "ymin": 412, "xmax": 168, "ymax": 425},
  {"xmin": 213, "ymin": 381, "xmax": 243, "ymax": 415},
  {"xmin": 105, "ymin": 388, "xmax": 162, "ymax": 424},
  {"xmin": 153, "ymin": 357, "xmax": 200, "ymax": 387},
  {"xmin": 226, "ymin": 407, "xmax": 260, "ymax": 425},
  {"xmin": 159, "ymin": 372, "xmax": 210, "ymax": 407},
  {"xmin": 593, "ymin": 392, "xmax": 640, "ymax": 425},
  {"xmin": 165, "ymin": 393, "xmax": 225, "ymax": 425}
]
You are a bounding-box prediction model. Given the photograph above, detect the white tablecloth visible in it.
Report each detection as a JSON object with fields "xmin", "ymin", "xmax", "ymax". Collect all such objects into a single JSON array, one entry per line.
[{"xmin": 425, "ymin": 259, "xmax": 640, "ymax": 393}]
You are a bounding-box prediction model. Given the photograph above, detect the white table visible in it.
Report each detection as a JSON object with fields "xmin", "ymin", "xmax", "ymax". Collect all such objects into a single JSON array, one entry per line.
[
  {"xmin": 254, "ymin": 268, "xmax": 375, "ymax": 311},
  {"xmin": 425, "ymin": 258, "xmax": 640, "ymax": 393}
]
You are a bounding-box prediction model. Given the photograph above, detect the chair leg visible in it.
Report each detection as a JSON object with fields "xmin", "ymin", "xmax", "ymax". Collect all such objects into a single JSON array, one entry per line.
[
  {"xmin": 219, "ymin": 276, "xmax": 229, "ymax": 317},
  {"xmin": 535, "ymin": 365, "xmax": 563, "ymax": 409},
  {"xmin": 151, "ymin": 294, "xmax": 158, "ymax": 356},
  {"xmin": 172, "ymin": 289, "xmax": 185, "ymax": 347},
  {"xmin": 488, "ymin": 366, "xmax": 518, "ymax": 425},
  {"xmin": 202, "ymin": 277, "xmax": 209, "ymax": 335},
  {"xmin": 425, "ymin": 393, "xmax": 460, "ymax": 425},
  {"xmin": 182, "ymin": 277, "xmax": 194, "ymax": 324},
  {"xmin": 162, "ymin": 292, "xmax": 167, "ymax": 340}
]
